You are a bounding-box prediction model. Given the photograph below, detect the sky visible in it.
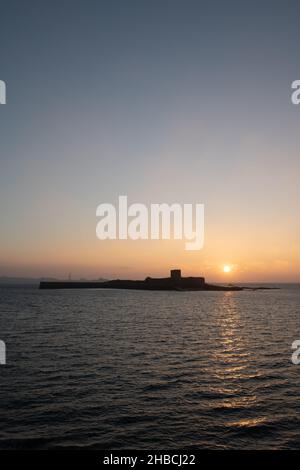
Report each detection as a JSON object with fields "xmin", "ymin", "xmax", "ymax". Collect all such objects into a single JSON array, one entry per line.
[{"xmin": 1, "ymin": 0, "xmax": 300, "ymax": 282}]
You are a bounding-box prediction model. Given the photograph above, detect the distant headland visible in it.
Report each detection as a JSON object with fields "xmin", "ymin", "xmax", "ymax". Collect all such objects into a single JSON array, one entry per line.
[{"xmin": 39, "ymin": 269, "xmax": 277, "ymax": 291}]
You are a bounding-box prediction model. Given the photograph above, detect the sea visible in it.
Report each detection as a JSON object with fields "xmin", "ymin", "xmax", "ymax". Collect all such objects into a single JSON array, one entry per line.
[{"xmin": 0, "ymin": 284, "xmax": 300, "ymax": 450}]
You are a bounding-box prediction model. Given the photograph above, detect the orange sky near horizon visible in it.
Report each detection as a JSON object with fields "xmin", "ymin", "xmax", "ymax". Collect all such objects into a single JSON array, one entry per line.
[{"xmin": 1, "ymin": 226, "xmax": 299, "ymax": 282}]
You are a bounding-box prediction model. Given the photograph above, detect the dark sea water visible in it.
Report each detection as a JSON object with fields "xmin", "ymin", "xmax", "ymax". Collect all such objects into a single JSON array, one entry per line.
[{"xmin": 0, "ymin": 285, "xmax": 300, "ymax": 450}]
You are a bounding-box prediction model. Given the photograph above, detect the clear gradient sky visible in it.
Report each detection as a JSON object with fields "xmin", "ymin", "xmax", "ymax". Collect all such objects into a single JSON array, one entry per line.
[{"xmin": 1, "ymin": 0, "xmax": 300, "ymax": 282}]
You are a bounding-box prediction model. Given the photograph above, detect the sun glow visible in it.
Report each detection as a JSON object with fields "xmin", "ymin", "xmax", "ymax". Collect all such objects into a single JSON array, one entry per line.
[{"xmin": 223, "ymin": 265, "xmax": 232, "ymax": 273}]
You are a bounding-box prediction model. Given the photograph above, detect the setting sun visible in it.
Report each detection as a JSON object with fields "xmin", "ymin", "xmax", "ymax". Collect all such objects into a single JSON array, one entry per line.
[{"xmin": 223, "ymin": 265, "xmax": 232, "ymax": 273}]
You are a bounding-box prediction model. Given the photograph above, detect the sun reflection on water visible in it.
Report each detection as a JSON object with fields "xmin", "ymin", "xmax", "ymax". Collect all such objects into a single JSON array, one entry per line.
[{"xmin": 206, "ymin": 292, "xmax": 264, "ymax": 427}]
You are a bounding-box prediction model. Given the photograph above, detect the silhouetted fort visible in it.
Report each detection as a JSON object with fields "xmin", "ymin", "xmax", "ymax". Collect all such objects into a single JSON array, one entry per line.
[{"xmin": 39, "ymin": 269, "xmax": 245, "ymax": 291}]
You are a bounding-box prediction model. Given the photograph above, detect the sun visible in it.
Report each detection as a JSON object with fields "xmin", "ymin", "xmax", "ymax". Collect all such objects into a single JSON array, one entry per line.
[{"xmin": 223, "ymin": 265, "xmax": 232, "ymax": 273}]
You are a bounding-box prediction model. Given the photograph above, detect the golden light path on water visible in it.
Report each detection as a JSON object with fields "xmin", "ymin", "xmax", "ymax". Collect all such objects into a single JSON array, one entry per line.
[{"xmin": 207, "ymin": 292, "xmax": 267, "ymax": 429}]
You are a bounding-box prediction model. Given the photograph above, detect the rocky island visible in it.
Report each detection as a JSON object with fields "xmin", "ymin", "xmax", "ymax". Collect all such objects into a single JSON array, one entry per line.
[{"xmin": 39, "ymin": 269, "xmax": 276, "ymax": 291}]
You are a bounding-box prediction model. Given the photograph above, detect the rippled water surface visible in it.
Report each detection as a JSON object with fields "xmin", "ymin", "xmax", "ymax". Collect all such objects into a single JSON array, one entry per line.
[{"xmin": 1, "ymin": 285, "xmax": 300, "ymax": 449}]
